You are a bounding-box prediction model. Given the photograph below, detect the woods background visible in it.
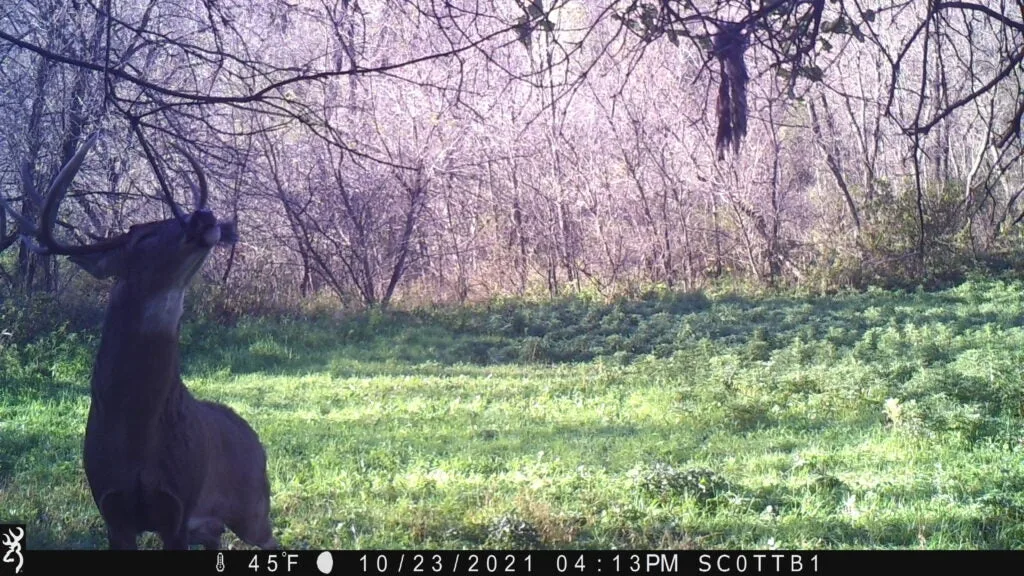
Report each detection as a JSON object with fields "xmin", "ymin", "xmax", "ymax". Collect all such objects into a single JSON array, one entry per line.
[{"xmin": 1, "ymin": 0, "xmax": 1022, "ymax": 315}]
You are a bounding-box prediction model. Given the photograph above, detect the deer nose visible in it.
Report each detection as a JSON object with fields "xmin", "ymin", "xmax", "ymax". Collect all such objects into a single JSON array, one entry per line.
[
  {"xmin": 188, "ymin": 209, "xmax": 216, "ymax": 228},
  {"xmin": 201, "ymin": 225, "xmax": 222, "ymax": 246},
  {"xmin": 186, "ymin": 209, "xmax": 218, "ymax": 241},
  {"xmin": 193, "ymin": 208, "xmax": 215, "ymax": 223}
]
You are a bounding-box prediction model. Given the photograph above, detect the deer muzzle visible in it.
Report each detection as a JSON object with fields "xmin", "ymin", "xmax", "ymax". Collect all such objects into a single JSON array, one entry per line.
[
  {"xmin": 201, "ymin": 226, "xmax": 221, "ymax": 247},
  {"xmin": 187, "ymin": 210, "xmax": 237, "ymax": 248}
]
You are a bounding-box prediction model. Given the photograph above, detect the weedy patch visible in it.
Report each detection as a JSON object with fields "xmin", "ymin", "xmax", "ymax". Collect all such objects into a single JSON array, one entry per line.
[
  {"xmin": 486, "ymin": 514, "xmax": 542, "ymax": 548},
  {"xmin": 632, "ymin": 462, "xmax": 731, "ymax": 506}
]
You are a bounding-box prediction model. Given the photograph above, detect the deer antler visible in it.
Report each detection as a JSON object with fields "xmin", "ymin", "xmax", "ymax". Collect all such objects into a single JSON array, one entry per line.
[
  {"xmin": 173, "ymin": 144, "xmax": 209, "ymax": 211},
  {"xmin": 1, "ymin": 132, "xmax": 219, "ymax": 257},
  {"xmin": 0, "ymin": 134, "xmax": 128, "ymax": 256},
  {"xmin": 131, "ymin": 123, "xmax": 187, "ymax": 224}
]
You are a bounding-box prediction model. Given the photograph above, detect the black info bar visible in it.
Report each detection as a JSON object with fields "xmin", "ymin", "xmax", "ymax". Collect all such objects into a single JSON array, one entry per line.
[{"xmin": 12, "ymin": 549, "xmax": 1021, "ymax": 576}]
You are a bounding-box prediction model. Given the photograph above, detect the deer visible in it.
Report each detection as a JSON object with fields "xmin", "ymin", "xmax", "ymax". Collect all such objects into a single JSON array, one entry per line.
[{"xmin": 2, "ymin": 133, "xmax": 276, "ymax": 550}]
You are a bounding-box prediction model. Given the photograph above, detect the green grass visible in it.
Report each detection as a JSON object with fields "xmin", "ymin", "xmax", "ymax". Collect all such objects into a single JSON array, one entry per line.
[{"xmin": 3, "ymin": 276, "xmax": 1024, "ymax": 549}]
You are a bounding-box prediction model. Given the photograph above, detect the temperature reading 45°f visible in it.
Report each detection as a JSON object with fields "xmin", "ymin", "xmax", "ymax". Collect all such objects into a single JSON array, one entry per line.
[{"xmin": 249, "ymin": 551, "xmax": 300, "ymax": 572}]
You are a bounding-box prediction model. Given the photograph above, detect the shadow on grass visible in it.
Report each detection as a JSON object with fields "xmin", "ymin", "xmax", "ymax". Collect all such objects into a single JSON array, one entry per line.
[
  {"xmin": 7, "ymin": 276, "xmax": 1016, "ymax": 387},
  {"xmin": 0, "ymin": 378, "xmax": 90, "ymax": 411},
  {"xmin": 167, "ymin": 278, "xmax": 1024, "ymax": 386}
]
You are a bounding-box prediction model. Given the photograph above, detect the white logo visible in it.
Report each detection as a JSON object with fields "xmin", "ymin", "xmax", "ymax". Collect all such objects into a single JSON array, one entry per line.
[{"xmin": 1, "ymin": 527, "xmax": 23, "ymax": 575}]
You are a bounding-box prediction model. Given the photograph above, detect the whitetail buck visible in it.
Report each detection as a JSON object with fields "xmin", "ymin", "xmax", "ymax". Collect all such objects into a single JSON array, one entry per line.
[{"xmin": 3, "ymin": 134, "xmax": 276, "ymax": 550}]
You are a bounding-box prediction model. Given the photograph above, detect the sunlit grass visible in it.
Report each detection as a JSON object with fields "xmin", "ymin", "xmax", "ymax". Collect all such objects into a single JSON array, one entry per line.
[{"xmin": 2, "ymin": 277, "xmax": 1024, "ymax": 549}]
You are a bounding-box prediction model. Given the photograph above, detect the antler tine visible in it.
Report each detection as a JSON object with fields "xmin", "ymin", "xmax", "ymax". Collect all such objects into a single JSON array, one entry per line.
[
  {"xmin": 173, "ymin": 144, "xmax": 209, "ymax": 211},
  {"xmin": 1, "ymin": 148, "xmax": 77, "ymax": 240},
  {"xmin": 35, "ymin": 134, "xmax": 127, "ymax": 256},
  {"xmin": 19, "ymin": 160, "xmax": 44, "ymax": 206},
  {"xmin": 40, "ymin": 133, "xmax": 98, "ymax": 240},
  {"xmin": 0, "ymin": 193, "xmax": 39, "ymax": 235},
  {"xmin": 131, "ymin": 123, "xmax": 187, "ymax": 224}
]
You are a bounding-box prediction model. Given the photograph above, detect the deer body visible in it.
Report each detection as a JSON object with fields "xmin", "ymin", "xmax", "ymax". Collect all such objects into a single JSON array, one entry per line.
[
  {"xmin": 4, "ymin": 134, "xmax": 276, "ymax": 550},
  {"xmin": 83, "ymin": 283, "xmax": 274, "ymax": 550}
]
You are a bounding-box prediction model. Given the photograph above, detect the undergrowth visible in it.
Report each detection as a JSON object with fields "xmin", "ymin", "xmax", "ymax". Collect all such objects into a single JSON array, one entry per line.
[{"xmin": 2, "ymin": 276, "xmax": 1024, "ymax": 549}]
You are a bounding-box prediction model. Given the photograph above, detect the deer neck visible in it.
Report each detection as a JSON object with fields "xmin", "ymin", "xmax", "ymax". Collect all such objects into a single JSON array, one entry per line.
[{"xmin": 91, "ymin": 282, "xmax": 189, "ymax": 404}]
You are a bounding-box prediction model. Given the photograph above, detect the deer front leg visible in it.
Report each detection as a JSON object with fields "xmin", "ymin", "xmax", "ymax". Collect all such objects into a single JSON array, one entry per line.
[
  {"xmin": 106, "ymin": 525, "xmax": 138, "ymax": 550},
  {"xmin": 189, "ymin": 517, "xmax": 225, "ymax": 550},
  {"xmin": 98, "ymin": 491, "xmax": 139, "ymax": 550},
  {"xmin": 199, "ymin": 533, "xmax": 223, "ymax": 551},
  {"xmin": 160, "ymin": 527, "xmax": 190, "ymax": 550}
]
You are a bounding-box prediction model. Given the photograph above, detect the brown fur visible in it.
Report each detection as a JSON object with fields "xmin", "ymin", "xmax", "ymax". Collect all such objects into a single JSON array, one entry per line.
[{"xmin": 74, "ymin": 212, "xmax": 276, "ymax": 551}]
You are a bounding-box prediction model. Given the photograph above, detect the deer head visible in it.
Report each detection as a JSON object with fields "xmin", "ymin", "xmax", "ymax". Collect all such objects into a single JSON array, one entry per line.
[{"xmin": 3, "ymin": 134, "xmax": 237, "ymax": 298}]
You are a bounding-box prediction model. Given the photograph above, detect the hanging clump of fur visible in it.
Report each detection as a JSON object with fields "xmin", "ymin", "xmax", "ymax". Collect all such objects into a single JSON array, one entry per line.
[{"xmin": 713, "ymin": 23, "xmax": 749, "ymax": 161}]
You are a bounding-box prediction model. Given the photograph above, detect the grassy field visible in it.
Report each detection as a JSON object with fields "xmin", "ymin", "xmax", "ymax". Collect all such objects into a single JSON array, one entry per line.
[{"xmin": 2, "ymin": 276, "xmax": 1024, "ymax": 550}]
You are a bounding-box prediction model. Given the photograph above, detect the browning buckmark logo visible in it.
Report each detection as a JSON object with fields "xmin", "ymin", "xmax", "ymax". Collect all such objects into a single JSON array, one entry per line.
[{"xmin": 1, "ymin": 525, "xmax": 24, "ymax": 575}]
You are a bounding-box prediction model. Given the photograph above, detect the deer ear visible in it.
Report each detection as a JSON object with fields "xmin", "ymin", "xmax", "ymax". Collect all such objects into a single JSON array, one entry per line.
[{"xmin": 69, "ymin": 251, "xmax": 124, "ymax": 279}]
